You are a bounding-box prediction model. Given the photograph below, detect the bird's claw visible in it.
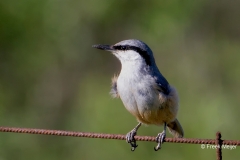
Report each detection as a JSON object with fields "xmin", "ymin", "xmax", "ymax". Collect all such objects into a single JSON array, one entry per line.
[
  {"xmin": 154, "ymin": 131, "xmax": 166, "ymax": 151},
  {"xmin": 126, "ymin": 129, "xmax": 138, "ymax": 151}
]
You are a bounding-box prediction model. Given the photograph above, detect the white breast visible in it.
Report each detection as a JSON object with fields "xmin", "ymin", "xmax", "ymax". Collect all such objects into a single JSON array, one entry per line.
[{"xmin": 117, "ymin": 61, "xmax": 160, "ymax": 119}]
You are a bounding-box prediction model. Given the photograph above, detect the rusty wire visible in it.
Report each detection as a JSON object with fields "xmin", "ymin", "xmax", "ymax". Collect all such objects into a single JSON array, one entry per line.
[
  {"xmin": 0, "ymin": 126, "xmax": 240, "ymax": 146},
  {"xmin": 216, "ymin": 132, "xmax": 222, "ymax": 160}
]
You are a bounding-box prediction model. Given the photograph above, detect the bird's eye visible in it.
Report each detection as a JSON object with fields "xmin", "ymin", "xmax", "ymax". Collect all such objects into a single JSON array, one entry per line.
[
  {"xmin": 114, "ymin": 45, "xmax": 128, "ymax": 51},
  {"xmin": 121, "ymin": 46, "xmax": 126, "ymax": 50}
]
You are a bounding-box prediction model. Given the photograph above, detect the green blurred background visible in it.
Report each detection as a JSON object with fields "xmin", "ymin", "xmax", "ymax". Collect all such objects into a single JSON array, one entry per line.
[{"xmin": 0, "ymin": 0, "xmax": 239, "ymax": 159}]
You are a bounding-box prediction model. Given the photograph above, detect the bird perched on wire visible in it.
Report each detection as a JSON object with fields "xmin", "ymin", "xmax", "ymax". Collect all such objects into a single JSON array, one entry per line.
[{"xmin": 92, "ymin": 39, "xmax": 184, "ymax": 151}]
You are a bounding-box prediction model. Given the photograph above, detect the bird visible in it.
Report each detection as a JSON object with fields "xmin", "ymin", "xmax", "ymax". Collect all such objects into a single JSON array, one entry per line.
[{"xmin": 92, "ymin": 39, "xmax": 184, "ymax": 151}]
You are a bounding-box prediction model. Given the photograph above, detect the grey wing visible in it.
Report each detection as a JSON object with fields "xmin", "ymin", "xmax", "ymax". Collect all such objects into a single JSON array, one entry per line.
[
  {"xmin": 110, "ymin": 75, "xmax": 119, "ymax": 98},
  {"xmin": 155, "ymin": 74, "xmax": 170, "ymax": 95}
]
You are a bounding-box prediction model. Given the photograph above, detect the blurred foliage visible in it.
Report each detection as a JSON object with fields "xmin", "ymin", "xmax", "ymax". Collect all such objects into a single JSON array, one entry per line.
[{"xmin": 0, "ymin": 0, "xmax": 240, "ymax": 159}]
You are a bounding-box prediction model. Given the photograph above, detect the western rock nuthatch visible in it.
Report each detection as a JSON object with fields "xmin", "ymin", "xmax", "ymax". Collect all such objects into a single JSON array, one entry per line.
[{"xmin": 93, "ymin": 39, "xmax": 184, "ymax": 151}]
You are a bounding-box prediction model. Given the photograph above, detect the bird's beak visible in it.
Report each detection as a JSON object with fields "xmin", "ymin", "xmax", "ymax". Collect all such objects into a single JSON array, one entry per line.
[{"xmin": 92, "ymin": 44, "xmax": 114, "ymax": 51}]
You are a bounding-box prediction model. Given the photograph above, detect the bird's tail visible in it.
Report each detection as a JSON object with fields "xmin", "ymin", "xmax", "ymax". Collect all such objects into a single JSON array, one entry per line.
[{"xmin": 167, "ymin": 119, "xmax": 184, "ymax": 138}]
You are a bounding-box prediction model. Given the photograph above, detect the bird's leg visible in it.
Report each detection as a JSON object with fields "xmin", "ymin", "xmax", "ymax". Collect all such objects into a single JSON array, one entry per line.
[
  {"xmin": 154, "ymin": 122, "xmax": 166, "ymax": 151},
  {"xmin": 126, "ymin": 123, "xmax": 142, "ymax": 151}
]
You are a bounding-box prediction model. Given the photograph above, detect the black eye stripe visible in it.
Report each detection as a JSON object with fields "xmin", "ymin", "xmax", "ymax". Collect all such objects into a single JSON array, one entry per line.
[
  {"xmin": 113, "ymin": 45, "xmax": 151, "ymax": 66},
  {"xmin": 114, "ymin": 45, "xmax": 128, "ymax": 50}
]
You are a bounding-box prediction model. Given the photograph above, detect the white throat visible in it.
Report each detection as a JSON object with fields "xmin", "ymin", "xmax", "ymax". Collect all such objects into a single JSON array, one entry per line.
[{"xmin": 112, "ymin": 50, "xmax": 145, "ymax": 67}]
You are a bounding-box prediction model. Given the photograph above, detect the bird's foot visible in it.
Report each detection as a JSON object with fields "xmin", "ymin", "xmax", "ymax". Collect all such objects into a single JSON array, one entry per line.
[
  {"xmin": 154, "ymin": 131, "xmax": 166, "ymax": 151},
  {"xmin": 126, "ymin": 129, "xmax": 138, "ymax": 151}
]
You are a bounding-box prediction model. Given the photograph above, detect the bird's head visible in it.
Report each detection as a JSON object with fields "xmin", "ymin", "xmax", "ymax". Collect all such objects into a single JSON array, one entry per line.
[{"xmin": 93, "ymin": 39, "xmax": 156, "ymax": 66}]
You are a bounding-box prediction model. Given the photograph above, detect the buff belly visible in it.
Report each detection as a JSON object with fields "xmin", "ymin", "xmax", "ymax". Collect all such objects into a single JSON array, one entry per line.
[{"xmin": 119, "ymin": 85, "xmax": 179, "ymax": 126}]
